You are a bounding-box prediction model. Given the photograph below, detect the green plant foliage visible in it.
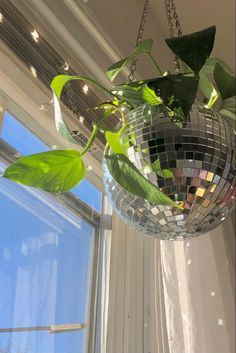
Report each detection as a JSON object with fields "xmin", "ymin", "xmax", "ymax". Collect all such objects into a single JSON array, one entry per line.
[
  {"xmin": 105, "ymin": 153, "xmax": 182, "ymax": 208},
  {"xmin": 165, "ymin": 26, "xmax": 216, "ymax": 74},
  {"xmin": 106, "ymin": 39, "xmax": 153, "ymax": 81},
  {"xmin": 142, "ymin": 84, "xmax": 162, "ymax": 105},
  {"xmin": 152, "ymin": 159, "xmax": 174, "ymax": 178},
  {"xmin": 3, "ymin": 150, "xmax": 86, "ymax": 192},
  {"xmin": 214, "ymin": 63, "xmax": 236, "ymax": 100},
  {"xmin": 105, "ymin": 125, "xmax": 127, "ymax": 155},
  {"xmin": 201, "ymin": 57, "xmax": 234, "ymax": 75},
  {"xmin": 147, "ymin": 74, "xmax": 199, "ymax": 118}
]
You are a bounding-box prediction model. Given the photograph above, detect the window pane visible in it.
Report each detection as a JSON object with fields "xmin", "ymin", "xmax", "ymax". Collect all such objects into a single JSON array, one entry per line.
[
  {"xmin": 0, "ymin": 112, "xmax": 49, "ymax": 154},
  {"xmin": 0, "ymin": 162, "xmax": 95, "ymax": 353},
  {"xmin": 1, "ymin": 112, "xmax": 102, "ymax": 212}
]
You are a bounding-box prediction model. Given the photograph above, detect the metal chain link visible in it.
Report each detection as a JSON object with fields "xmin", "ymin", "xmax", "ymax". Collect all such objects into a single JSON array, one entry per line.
[
  {"xmin": 164, "ymin": 0, "xmax": 183, "ymax": 72},
  {"xmin": 128, "ymin": 0, "xmax": 150, "ymax": 82}
]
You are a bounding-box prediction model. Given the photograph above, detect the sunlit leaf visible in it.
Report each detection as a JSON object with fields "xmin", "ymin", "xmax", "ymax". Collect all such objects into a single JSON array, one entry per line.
[
  {"xmin": 111, "ymin": 83, "xmax": 145, "ymax": 107},
  {"xmin": 132, "ymin": 39, "xmax": 153, "ymax": 55},
  {"xmin": 105, "ymin": 153, "xmax": 182, "ymax": 208},
  {"xmin": 142, "ymin": 84, "xmax": 162, "ymax": 105},
  {"xmin": 152, "ymin": 159, "xmax": 173, "ymax": 178},
  {"xmin": 165, "ymin": 26, "xmax": 216, "ymax": 74},
  {"xmin": 214, "ymin": 63, "xmax": 236, "ymax": 100},
  {"xmin": 105, "ymin": 125, "xmax": 127, "ymax": 155},
  {"xmin": 52, "ymin": 91, "xmax": 79, "ymax": 144},
  {"xmin": 199, "ymin": 72, "xmax": 216, "ymax": 99},
  {"xmin": 3, "ymin": 150, "xmax": 86, "ymax": 192}
]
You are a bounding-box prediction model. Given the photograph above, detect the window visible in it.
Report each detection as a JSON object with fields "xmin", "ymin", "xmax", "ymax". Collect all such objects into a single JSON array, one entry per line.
[{"xmin": 0, "ymin": 110, "xmax": 102, "ymax": 353}]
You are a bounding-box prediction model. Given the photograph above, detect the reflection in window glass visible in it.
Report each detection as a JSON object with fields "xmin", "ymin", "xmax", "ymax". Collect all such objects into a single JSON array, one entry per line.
[
  {"xmin": 0, "ymin": 162, "xmax": 94, "ymax": 353},
  {"xmin": 0, "ymin": 112, "xmax": 102, "ymax": 212}
]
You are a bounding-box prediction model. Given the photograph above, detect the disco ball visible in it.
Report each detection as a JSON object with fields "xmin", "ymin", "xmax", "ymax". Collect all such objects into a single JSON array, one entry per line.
[{"xmin": 103, "ymin": 103, "xmax": 236, "ymax": 240}]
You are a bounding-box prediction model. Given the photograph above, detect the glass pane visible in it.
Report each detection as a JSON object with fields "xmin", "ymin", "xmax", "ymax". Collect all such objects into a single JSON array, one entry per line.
[
  {"xmin": 0, "ymin": 162, "xmax": 95, "ymax": 353},
  {"xmin": 0, "ymin": 112, "xmax": 49, "ymax": 154},
  {"xmin": 1, "ymin": 112, "xmax": 102, "ymax": 212}
]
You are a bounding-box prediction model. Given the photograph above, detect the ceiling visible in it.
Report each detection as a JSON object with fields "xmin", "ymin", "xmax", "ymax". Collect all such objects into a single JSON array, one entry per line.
[{"xmin": 151, "ymin": 0, "xmax": 235, "ymax": 69}]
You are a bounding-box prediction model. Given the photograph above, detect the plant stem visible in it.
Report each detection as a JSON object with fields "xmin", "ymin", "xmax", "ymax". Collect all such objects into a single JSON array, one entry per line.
[
  {"xmin": 148, "ymin": 54, "xmax": 163, "ymax": 76},
  {"xmin": 207, "ymin": 93, "xmax": 220, "ymax": 109},
  {"xmin": 81, "ymin": 125, "xmax": 98, "ymax": 157}
]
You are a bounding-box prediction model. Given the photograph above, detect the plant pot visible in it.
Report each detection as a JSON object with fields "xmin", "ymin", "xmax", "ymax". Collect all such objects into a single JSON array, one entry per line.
[{"xmin": 103, "ymin": 103, "xmax": 236, "ymax": 239}]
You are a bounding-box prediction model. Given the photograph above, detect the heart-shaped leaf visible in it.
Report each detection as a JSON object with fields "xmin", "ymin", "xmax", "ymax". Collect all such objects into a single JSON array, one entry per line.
[
  {"xmin": 165, "ymin": 26, "xmax": 216, "ymax": 74},
  {"xmin": 3, "ymin": 150, "xmax": 86, "ymax": 192},
  {"xmin": 214, "ymin": 63, "xmax": 236, "ymax": 100},
  {"xmin": 106, "ymin": 39, "xmax": 153, "ymax": 81},
  {"xmin": 105, "ymin": 153, "xmax": 182, "ymax": 208},
  {"xmin": 147, "ymin": 74, "xmax": 199, "ymax": 118},
  {"xmin": 105, "ymin": 125, "xmax": 127, "ymax": 155}
]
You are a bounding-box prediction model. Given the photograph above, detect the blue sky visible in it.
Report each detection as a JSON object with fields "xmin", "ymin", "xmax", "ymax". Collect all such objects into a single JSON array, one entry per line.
[{"xmin": 0, "ymin": 112, "xmax": 101, "ymax": 353}]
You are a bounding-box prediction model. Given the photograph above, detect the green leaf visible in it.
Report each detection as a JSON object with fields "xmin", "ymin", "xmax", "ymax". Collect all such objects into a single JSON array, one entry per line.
[
  {"xmin": 105, "ymin": 125, "xmax": 127, "ymax": 155},
  {"xmin": 165, "ymin": 26, "xmax": 216, "ymax": 74},
  {"xmin": 199, "ymin": 72, "xmax": 216, "ymax": 99},
  {"xmin": 214, "ymin": 63, "xmax": 236, "ymax": 100},
  {"xmin": 142, "ymin": 84, "xmax": 162, "ymax": 105},
  {"xmin": 111, "ymin": 83, "xmax": 145, "ymax": 108},
  {"xmin": 105, "ymin": 58, "xmax": 128, "ymax": 81},
  {"xmin": 105, "ymin": 153, "xmax": 182, "ymax": 208},
  {"xmin": 3, "ymin": 150, "xmax": 86, "ymax": 192},
  {"xmin": 147, "ymin": 74, "xmax": 199, "ymax": 119},
  {"xmin": 201, "ymin": 57, "xmax": 234, "ymax": 75},
  {"xmin": 132, "ymin": 39, "xmax": 153, "ymax": 55},
  {"xmin": 152, "ymin": 159, "xmax": 173, "ymax": 178},
  {"xmin": 52, "ymin": 91, "xmax": 80, "ymax": 144},
  {"xmin": 106, "ymin": 39, "xmax": 153, "ymax": 81}
]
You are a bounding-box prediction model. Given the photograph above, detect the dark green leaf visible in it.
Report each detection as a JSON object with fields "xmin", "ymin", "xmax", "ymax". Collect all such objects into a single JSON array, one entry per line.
[
  {"xmin": 3, "ymin": 150, "xmax": 86, "ymax": 192},
  {"xmin": 165, "ymin": 26, "xmax": 216, "ymax": 74},
  {"xmin": 152, "ymin": 159, "xmax": 173, "ymax": 178},
  {"xmin": 105, "ymin": 153, "xmax": 182, "ymax": 208},
  {"xmin": 105, "ymin": 125, "xmax": 127, "ymax": 155},
  {"xmin": 214, "ymin": 62, "xmax": 236, "ymax": 100},
  {"xmin": 147, "ymin": 74, "xmax": 199, "ymax": 119},
  {"xmin": 106, "ymin": 39, "xmax": 153, "ymax": 81}
]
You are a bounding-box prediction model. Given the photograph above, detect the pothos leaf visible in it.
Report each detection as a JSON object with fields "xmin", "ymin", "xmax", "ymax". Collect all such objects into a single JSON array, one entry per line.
[
  {"xmin": 147, "ymin": 74, "xmax": 199, "ymax": 119},
  {"xmin": 51, "ymin": 74, "xmax": 112, "ymax": 143},
  {"xmin": 106, "ymin": 39, "xmax": 153, "ymax": 81},
  {"xmin": 111, "ymin": 82, "xmax": 162, "ymax": 108},
  {"xmin": 165, "ymin": 26, "xmax": 216, "ymax": 74},
  {"xmin": 105, "ymin": 125, "xmax": 127, "ymax": 155},
  {"xmin": 214, "ymin": 63, "xmax": 236, "ymax": 100},
  {"xmin": 201, "ymin": 57, "xmax": 234, "ymax": 76},
  {"xmin": 105, "ymin": 153, "xmax": 182, "ymax": 208},
  {"xmin": 52, "ymin": 91, "xmax": 79, "ymax": 144},
  {"xmin": 3, "ymin": 150, "xmax": 86, "ymax": 192}
]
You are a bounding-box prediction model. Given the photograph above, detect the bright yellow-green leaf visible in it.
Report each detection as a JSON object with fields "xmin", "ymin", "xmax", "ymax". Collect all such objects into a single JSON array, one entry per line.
[
  {"xmin": 105, "ymin": 125, "xmax": 127, "ymax": 155},
  {"xmin": 3, "ymin": 150, "xmax": 86, "ymax": 192}
]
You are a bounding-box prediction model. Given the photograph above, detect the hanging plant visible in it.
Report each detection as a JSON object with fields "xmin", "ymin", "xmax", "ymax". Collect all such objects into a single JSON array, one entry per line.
[{"xmin": 3, "ymin": 25, "xmax": 236, "ymax": 238}]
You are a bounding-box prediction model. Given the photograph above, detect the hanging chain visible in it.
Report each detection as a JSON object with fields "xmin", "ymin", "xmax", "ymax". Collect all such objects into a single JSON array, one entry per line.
[
  {"xmin": 164, "ymin": 0, "xmax": 182, "ymax": 72},
  {"xmin": 128, "ymin": 0, "xmax": 150, "ymax": 82}
]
